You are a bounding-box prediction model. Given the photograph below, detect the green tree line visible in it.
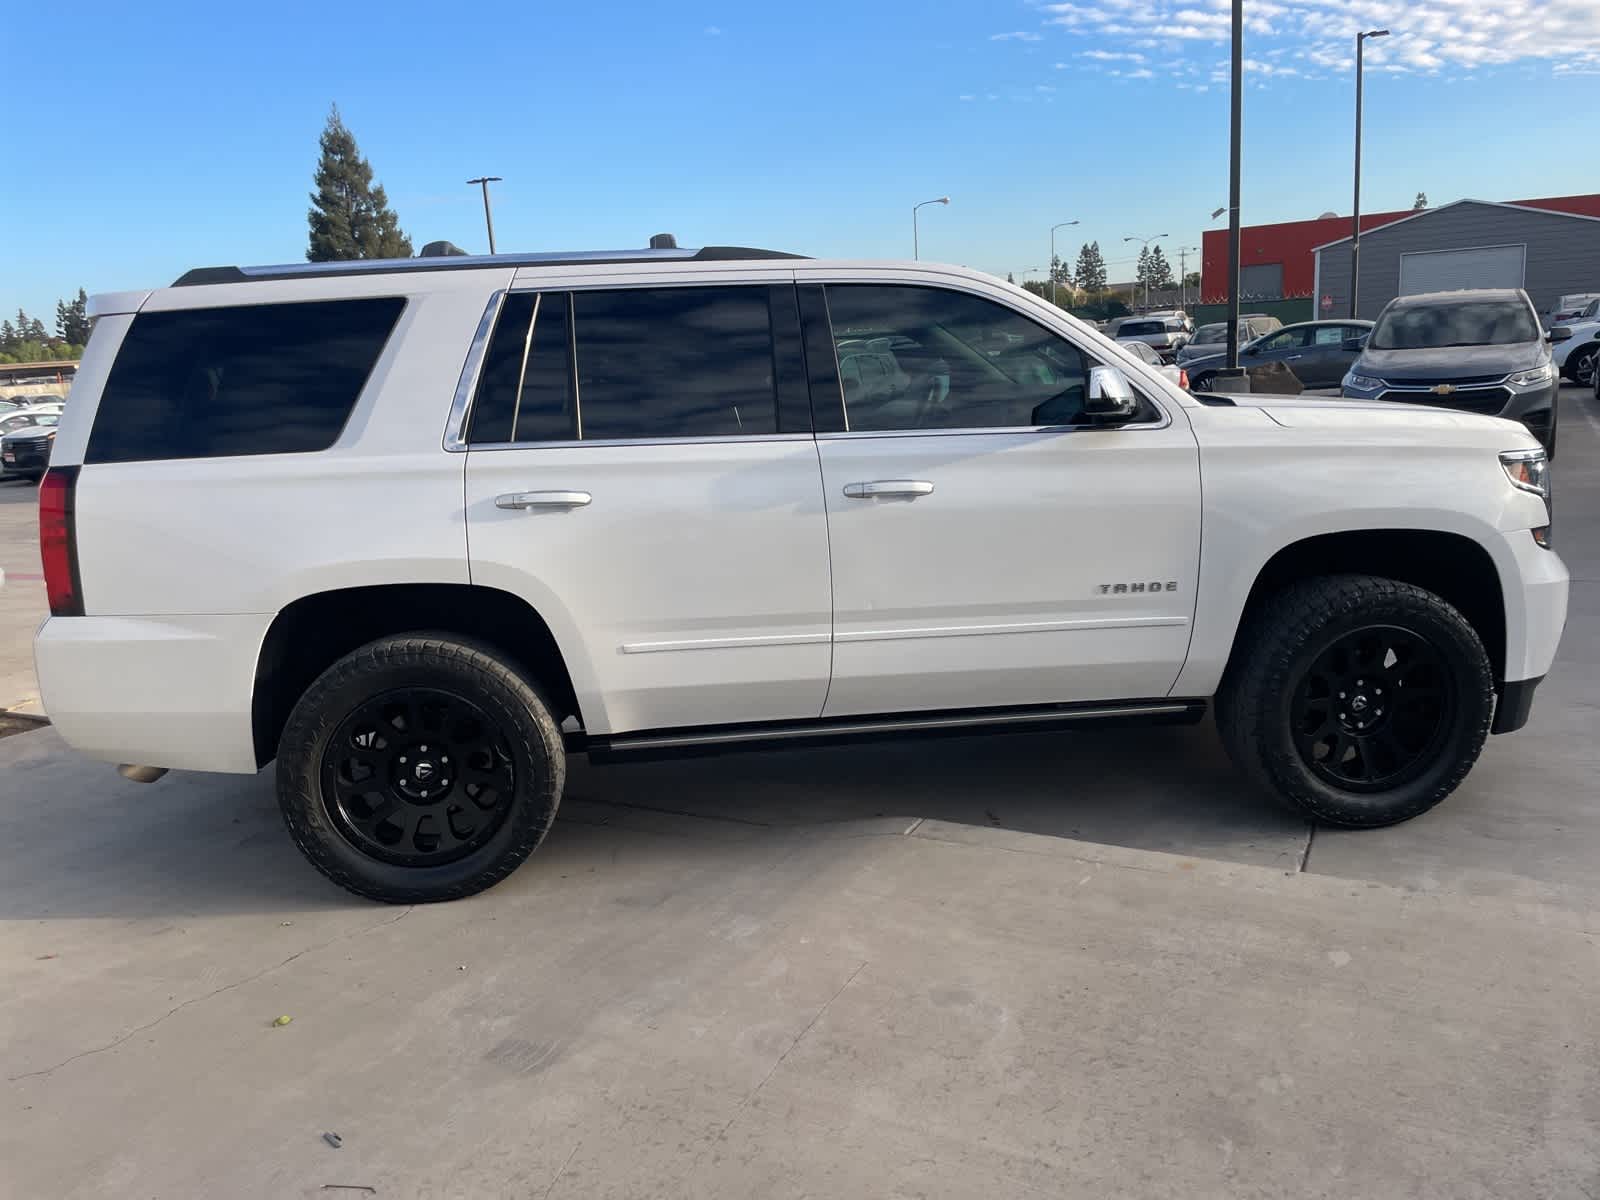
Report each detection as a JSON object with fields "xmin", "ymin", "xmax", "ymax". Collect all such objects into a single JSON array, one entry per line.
[{"xmin": 0, "ymin": 291, "xmax": 90, "ymax": 363}]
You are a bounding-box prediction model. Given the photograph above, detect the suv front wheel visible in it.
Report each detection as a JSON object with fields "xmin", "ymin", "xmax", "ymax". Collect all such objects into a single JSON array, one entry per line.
[
  {"xmin": 1217, "ymin": 575, "xmax": 1494, "ymax": 827},
  {"xmin": 277, "ymin": 635, "xmax": 565, "ymax": 903}
]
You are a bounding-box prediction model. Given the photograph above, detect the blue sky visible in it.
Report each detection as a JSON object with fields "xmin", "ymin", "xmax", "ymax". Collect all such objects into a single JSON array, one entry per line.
[{"xmin": 4, "ymin": 0, "xmax": 1598, "ymax": 321}]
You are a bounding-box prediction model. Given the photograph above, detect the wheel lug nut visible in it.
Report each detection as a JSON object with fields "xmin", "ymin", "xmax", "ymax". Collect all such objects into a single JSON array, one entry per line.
[
  {"xmin": 421, "ymin": 745, "xmax": 428, "ymax": 752},
  {"xmin": 400, "ymin": 756, "xmax": 407, "ymax": 764},
  {"xmin": 1339, "ymin": 692, "xmax": 1347, "ymax": 699}
]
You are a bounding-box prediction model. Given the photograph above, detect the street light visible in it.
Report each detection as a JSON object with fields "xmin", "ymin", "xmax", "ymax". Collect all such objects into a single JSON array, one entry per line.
[
  {"xmin": 913, "ymin": 196, "xmax": 949, "ymax": 260},
  {"xmin": 1123, "ymin": 234, "xmax": 1169, "ymax": 310},
  {"xmin": 467, "ymin": 176, "xmax": 503, "ymax": 254},
  {"xmin": 1050, "ymin": 220, "xmax": 1079, "ymax": 306},
  {"xmin": 1351, "ymin": 29, "xmax": 1389, "ymax": 318}
]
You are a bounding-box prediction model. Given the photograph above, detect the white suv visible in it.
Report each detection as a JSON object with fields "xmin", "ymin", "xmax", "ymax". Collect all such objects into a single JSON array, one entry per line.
[{"xmin": 36, "ymin": 245, "xmax": 1568, "ymax": 902}]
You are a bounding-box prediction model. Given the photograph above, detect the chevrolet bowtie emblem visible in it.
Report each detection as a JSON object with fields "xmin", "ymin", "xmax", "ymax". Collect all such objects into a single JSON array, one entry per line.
[{"xmin": 1432, "ymin": 383, "xmax": 1457, "ymax": 396}]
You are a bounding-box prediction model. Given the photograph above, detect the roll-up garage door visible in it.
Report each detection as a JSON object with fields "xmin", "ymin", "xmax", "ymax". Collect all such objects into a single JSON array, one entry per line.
[{"xmin": 1398, "ymin": 244, "xmax": 1525, "ymax": 295}]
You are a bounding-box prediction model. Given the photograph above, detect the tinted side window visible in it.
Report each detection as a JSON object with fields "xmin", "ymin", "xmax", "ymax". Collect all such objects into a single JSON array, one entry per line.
[
  {"xmin": 88, "ymin": 298, "xmax": 403, "ymax": 463},
  {"xmin": 573, "ymin": 287, "xmax": 778, "ymax": 439},
  {"xmin": 824, "ymin": 285, "xmax": 1089, "ymax": 431},
  {"xmin": 1258, "ymin": 327, "xmax": 1311, "ymax": 352},
  {"xmin": 468, "ymin": 293, "xmax": 576, "ymax": 445}
]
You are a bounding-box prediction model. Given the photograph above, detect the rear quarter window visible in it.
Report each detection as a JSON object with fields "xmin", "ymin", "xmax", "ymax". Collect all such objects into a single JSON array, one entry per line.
[{"xmin": 86, "ymin": 297, "xmax": 404, "ymax": 463}]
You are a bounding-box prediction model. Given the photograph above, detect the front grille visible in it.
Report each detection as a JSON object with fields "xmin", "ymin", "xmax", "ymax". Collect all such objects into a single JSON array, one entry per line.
[
  {"xmin": 1378, "ymin": 387, "xmax": 1509, "ymax": 415},
  {"xmin": 1381, "ymin": 373, "xmax": 1507, "ymax": 388},
  {"xmin": 3, "ymin": 441, "xmax": 51, "ymax": 467}
]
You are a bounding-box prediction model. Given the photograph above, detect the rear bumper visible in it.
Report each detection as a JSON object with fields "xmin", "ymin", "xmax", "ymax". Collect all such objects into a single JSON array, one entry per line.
[{"xmin": 34, "ymin": 612, "xmax": 272, "ymax": 774}]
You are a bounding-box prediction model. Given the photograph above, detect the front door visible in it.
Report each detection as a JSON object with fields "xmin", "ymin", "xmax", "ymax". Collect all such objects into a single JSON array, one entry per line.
[
  {"xmin": 803, "ymin": 279, "xmax": 1203, "ymax": 718},
  {"xmin": 464, "ymin": 283, "xmax": 833, "ymax": 735}
]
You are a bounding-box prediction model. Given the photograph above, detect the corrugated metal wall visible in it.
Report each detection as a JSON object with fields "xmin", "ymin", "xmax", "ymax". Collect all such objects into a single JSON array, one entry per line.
[{"xmin": 1315, "ymin": 203, "xmax": 1600, "ymax": 319}]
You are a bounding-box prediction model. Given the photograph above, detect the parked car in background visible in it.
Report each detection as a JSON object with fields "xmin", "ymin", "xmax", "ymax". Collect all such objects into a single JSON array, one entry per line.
[
  {"xmin": 1118, "ymin": 337, "xmax": 1188, "ymax": 388},
  {"xmin": 1542, "ymin": 293, "xmax": 1600, "ymax": 329},
  {"xmin": 0, "ymin": 414, "xmax": 58, "ymax": 481},
  {"xmin": 1185, "ymin": 320, "xmax": 1372, "ymax": 392},
  {"xmin": 1174, "ymin": 315, "xmax": 1283, "ymax": 367},
  {"xmin": 1342, "ymin": 289, "xmax": 1558, "ymax": 456},
  {"xmin": 1115, "ymin": 316, "xmax": 1190, "ymax": 362},
  {"xmin": 1549, "ymin": 316, "xmax": 1600, "ymax": 387},
  {"xmin": 1, "ymin": 402, "xmax": 64, "ymax": 433}
]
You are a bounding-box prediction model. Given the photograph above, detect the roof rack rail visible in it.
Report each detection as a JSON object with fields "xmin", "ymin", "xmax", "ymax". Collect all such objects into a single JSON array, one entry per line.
[{"xmin": 170, "ymin": 245, "xmax": 807, "ymax": 287}]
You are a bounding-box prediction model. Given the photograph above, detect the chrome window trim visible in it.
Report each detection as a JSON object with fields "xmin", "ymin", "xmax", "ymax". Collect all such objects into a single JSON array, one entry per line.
[
  {"xmin": 464, "ymin": 433, "xmax": 816, "ymax": 452},
  {"xmin": 443, "ymin": 289, "xmax": 508, "ymax": 452}
]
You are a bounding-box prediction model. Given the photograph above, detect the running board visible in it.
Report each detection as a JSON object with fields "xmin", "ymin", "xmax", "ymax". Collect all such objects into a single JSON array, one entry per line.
[{"xmin": 582, "ymin": 699, "xmax": 1206, "ymax": 763}]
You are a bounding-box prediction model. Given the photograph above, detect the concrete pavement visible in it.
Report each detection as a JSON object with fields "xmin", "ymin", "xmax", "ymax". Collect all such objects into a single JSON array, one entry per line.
[{"xmin": 2, "ymin": 383, "xmax": 1599, "ymax": 1196}]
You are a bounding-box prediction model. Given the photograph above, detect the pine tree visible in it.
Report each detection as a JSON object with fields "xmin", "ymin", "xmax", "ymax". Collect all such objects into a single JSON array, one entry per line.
[
  {"xmin": 1135, "ymin": 245, "xmax": 1151, "ymax": 290},
  {"xmin": 1074, "ymin": 242, "xmax": 1107, "ymax": 292},
  {"xmin": 1148, "ymin": 246, "xmax": 1175, "ymax": 289},
  {"xmin": 1413, "ymin": 191, "xmax": 1428, "ymax": 211},
  {"xmin": 1006, "ymin": 271, "xmax": 1015, "ymax": 284},
  {"xmin": 1049, "ymin": 254, "xmax": 1073, "ymax": 288},
  {"xmin": 307, "ymin": 105, "xmax": 414, "ymax": 262},
  {"xmin": 0, "ymin": 320, "xmax": 15, "ymax": 351},
  {"xmin": 55, "ymin": 288, "xmax": 90, "ymax": 345},
  {"xmin": 26, "ymin": 317, "xmax": 48, "ymax": 343}
]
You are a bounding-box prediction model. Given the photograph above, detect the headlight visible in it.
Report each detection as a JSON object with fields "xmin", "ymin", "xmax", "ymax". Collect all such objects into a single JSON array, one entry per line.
[
  {"xmin": 1343, "ymin": 371, "xmax": 1383, "ymax": 390},
  {"xmin": 1507, "ymin": 363, "xmax": 1555, "ymax": 388},
  {"xmin": 1500, "ymin": 448, "xmax": 1550, "ymax": 500}
]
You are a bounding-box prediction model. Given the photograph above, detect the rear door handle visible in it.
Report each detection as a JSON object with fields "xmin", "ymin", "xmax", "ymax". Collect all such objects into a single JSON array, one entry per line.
[
  {"xmin": 842, "ymin": 480, "xmax": 935, "ymax": 499},
  {"xmin": 495, "ymin": 490, "xmax": 592, "ymax": 510}
]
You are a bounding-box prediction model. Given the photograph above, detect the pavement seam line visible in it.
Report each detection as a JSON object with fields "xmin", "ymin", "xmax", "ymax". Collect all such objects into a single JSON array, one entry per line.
[
  {"xmin": 1298, "ymin": 823, "xmax": 1316, "ymax": 873},
  {"xmin": 7, "ymin": 906, "xmax": 414, "ymax": 1083},
  {"xmin": 539, "ymin": 1141, "xmax": 581, "ymax": 1200},
  {"xmin": 712, "ymin": 959, "xmax": 869, "ymax": 1143}
]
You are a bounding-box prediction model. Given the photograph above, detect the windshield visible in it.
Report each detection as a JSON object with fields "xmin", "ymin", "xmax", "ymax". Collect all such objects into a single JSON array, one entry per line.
[
  {"xmin": 1191, "ymin": 323, "xmax": 1227, "ymax": 344},
  {"xmin": 1369, "ymin": 300, "xmax": 1538, "ymax": 350},
  {"xmin": 1118, "ymin": 321, "xmax": 1164, "ymax": 337}
]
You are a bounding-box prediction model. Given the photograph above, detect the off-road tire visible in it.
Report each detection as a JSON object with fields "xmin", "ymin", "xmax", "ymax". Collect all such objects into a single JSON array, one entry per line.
[
  {"xmin": 277, "ymin": 635, "xmax": 564, "ymax": 903},
  {"xmin": 1216, "ymin": 575, "xmax": 1493, "ymax": 828}
]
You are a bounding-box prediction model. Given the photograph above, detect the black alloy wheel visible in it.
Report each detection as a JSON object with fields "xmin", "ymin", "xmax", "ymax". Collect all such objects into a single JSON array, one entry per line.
[
  {"xmin": 1289, "ymin": 625, "xmax": 1451, "ymax": 792},
  {"xmin": 1572, "ymin": 344, "xmax": 1597, "ymax": 388},
  {"xmin": 322, "ymin": 687, "xmax": 517, "ymax": 866},
  {"xmin": 1216, "ymin": 574, "xmax": 1493, "ymax": 828},
  {"xmin": 278, "ymin": 636, "xmax": 565, "ymax": 903}
]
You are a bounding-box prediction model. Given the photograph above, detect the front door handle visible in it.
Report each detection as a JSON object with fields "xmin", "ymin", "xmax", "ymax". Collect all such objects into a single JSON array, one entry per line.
[
  {"xmin": 842, "ymin": 480, "xmax": 935, "ymax": 499},
  {"xmin": 495, "ymin": 490, "xmax": 592, "ymax": 511},
  {"xmin": 1284, "ymin": 354, "xmax": 1303, "ymax": 361}
]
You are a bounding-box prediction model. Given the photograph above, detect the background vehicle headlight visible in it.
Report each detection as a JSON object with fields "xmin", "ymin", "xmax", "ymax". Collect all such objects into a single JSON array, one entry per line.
[
  {"xmin": 1507, "ymin": 363, "xmax": 1555, "ymax": 388},
  {"xmin": 1500, "ymin": 448, "xmax": 1550, "ymax": 500},
  {"xmin": 1343, "ymin": 371, "xmax": 1382, "ymax": 390}
]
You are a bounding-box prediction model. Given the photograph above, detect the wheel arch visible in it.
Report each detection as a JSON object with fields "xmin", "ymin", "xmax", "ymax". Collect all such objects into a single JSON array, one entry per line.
[
  {"xmin": 1223, "ymin": 529, "xmax": 1506, "ymax": 684},
  {"xmin": 252, "ymin": 583, "xmax": 584, "ymax": 768}
]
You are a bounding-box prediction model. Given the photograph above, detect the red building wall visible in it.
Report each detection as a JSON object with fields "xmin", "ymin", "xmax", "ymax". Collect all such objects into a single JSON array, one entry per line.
[{"xmin": 1200, "ymin": 194, "xmax": 1600, "ymax": 305}]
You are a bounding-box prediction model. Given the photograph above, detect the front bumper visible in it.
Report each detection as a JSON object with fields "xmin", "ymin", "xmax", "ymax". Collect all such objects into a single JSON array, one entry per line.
[{"xmin": 1341, "ymin": 377, "xmax": 1556, "ymax": 442}]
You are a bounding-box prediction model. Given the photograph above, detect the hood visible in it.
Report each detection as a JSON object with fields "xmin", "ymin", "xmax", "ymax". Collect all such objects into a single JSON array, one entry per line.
[
  {"xmin": 1236, "ymin": 395, "xmax": 1532, "ymax": 441},
  {"xmin": 1357, "ymin": 341, "xmax": 1545, "ymax": 380},
  {"xmin": 3, "ymin": 426, "xmax": 55, "ymax": 442}
]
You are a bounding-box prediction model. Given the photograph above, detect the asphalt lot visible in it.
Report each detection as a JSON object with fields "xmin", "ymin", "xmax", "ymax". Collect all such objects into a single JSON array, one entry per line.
[{"xmin": 2, "ymin": 387, "xmax": 1598, "ymax": 1196}]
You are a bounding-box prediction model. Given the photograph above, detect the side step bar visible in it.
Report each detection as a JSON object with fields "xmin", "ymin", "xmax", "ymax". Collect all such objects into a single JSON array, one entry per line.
[{"xmin": 581, "ymin": 699, "xmax": 1206, "ymax": 763}]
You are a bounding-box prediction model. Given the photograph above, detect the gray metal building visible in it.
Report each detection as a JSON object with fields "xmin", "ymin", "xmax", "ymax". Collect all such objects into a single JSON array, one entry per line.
[{"xmin": 1314, "ymin": 200, "xmax": 1600, "ymax": 319}]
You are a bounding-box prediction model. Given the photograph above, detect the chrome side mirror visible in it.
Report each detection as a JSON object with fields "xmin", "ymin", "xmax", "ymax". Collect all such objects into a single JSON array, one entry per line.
[{"xmin": 1086, "ymin": 365, "xmax": 1139, "ymax": 421}]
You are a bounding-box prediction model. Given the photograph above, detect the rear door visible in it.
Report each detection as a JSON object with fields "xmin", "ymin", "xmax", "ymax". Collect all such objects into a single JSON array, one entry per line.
[
  {"xmin": 800, "ymin": 275, "xmax": 1202, "ymax": 717},
  {"xmin": 463, "ymin": 278, "xmax": 833, "ymax": 736}
]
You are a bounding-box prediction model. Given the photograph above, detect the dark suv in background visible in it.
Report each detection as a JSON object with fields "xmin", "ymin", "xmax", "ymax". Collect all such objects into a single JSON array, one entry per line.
[{"xmin": 1341, "ymin": 289, "xmax": 1558, "ymax": 456}]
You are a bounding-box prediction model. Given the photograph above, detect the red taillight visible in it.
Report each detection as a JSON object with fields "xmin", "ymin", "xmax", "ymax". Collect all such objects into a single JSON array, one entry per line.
[
  {"xmin": 38, "ymin": 467, "xmax": 83, "ymax": 617},
  {"xmin": 1178, "ymin": 368, "xmax": 1190, "ymax": 390}
]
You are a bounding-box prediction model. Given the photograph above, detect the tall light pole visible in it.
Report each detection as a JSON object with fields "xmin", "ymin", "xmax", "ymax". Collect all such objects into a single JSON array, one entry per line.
[
  {"xmin": 1351, "ymin": 29, "xmax": 1388, "ymax": 318},
  {"xmin": 1223, "ymin": 0, "xmax": 1244, "ymax": 372},
  {"xmin": 1050, "ymin": 220, "xmax": 1079, "ymax": 306},
  {"xmin": 913, "ymin": 196, "xmax": 949, "ymax": 260},
  {"xmin": 1175, "ymin": 245, "xmax": 1199, "ymax": 307},
  {"xmin": 467, "ymin": 176, "xmax": 503, "ymax": 254},
  {"xmin": 1123, "ymin": 234, "xmax": 1169, "ymax": 310}
]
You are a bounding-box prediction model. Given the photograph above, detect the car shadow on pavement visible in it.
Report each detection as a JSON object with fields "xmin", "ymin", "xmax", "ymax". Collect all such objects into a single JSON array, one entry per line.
[{"xmin": 0, "ymin": 719, "xmax": 1307, "ymax": 919}]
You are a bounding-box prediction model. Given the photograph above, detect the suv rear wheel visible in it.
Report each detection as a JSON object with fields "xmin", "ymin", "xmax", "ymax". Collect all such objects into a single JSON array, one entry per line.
[
  {"xmin": 1217, "ymin": 575, "xmax": 1493, "ymax": 827},
  {"xmin": 277, "ymin": 635, "xmax": 564, "ymax": 903}
]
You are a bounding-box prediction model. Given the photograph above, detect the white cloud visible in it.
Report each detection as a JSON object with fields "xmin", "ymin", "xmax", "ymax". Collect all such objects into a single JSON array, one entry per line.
[
  {"xmin": 1081, "ymin": 48, "xmax": 1147, "ymax": 61},
  {"xmin": 958, "ymin": 93, "xmax": 976, "ymax": 101},
  {"xmin": 1031, "ymin": 0, "xmax": 1600, "ymax": 76},
  {"xmin": 704, "ymin": 25, "xmax": 721, "ymax": 36},
  {"xmin": 990, "ymin": 31, "xmax": 1042, "ymax": 41}
]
